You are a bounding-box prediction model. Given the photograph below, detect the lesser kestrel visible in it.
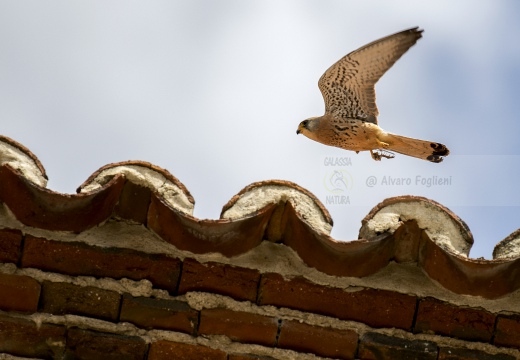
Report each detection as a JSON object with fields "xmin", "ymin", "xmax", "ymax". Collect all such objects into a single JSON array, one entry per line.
[{"xmin": 297, "ymin": 27, "xmax": 449, "ymax": 162}]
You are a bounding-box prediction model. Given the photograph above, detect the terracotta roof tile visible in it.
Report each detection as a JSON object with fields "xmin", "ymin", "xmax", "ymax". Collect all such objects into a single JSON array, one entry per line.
[
  {"xmin": 0, "ymin": 163, "xmax": 125, "ymax": 232},
  {"xmin": 0, "ymin": 135, "xmax": 519, "ymax": 301},
  {"xmin": 147, "ymin": 192, "xmax": 273, "ymax": 257},
  {"xmin": 0, "ymin": 135, "xmax": 47, "ymax": 183},
  {"xmin": 77, "ymin": 160, "xmax": 195, "ymax": 214}
]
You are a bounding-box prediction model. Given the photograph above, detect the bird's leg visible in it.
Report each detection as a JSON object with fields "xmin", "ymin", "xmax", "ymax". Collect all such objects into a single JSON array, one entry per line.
[
  {"xmin": 370, "ymin": 137, "xmax": 395, "ymax": 160},
  {"xmin": 376, "ymin": 138, "xmax": 390, "ymax": 149}
]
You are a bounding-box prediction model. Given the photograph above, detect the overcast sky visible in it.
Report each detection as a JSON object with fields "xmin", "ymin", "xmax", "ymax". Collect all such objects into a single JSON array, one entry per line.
[{"xmin": 1, "ymin": 1, "xmax": 519, "ymax": 258}]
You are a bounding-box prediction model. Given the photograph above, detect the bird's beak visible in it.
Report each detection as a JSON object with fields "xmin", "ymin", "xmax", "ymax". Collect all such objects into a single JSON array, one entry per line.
[
  {"xmin": 296, "ymin": 129, "xmax": 301, "ymax": 135},
  {"xmin": 296, "ymin": 123, "xmax": 303, "ymax": 135}
]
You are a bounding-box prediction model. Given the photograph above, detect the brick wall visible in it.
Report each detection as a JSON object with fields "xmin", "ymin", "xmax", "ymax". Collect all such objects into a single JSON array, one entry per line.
[{"xmin": 0, "ymin": 227, "xmax": 519, "ymax": 359}]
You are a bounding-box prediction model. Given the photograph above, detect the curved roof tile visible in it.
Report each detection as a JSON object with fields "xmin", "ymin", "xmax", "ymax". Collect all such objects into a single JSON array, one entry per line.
[{"xmin": 0, "ymin": 135, "xmax": 519, "ymax": 299}]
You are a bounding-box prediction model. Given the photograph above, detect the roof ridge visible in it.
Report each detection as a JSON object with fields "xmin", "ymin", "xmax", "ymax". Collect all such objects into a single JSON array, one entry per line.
[{"xmin": 1, "ymin": 136, "xmax": 520, "ymax": 298}]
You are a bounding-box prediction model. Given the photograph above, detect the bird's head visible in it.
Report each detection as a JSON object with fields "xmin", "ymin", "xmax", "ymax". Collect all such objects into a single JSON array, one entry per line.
[{"xmin": 296, "ymin": 117, "xmax": 321, "ymax": 140}]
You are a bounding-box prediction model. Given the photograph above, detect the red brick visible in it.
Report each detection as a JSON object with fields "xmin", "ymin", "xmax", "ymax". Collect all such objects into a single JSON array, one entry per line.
[
  {"xmin": 278, "ymin": 320, "xmax": 358, "ymax": 359},
  {"xmin": 0, "ymin": 313, "xmax": 66, "ymax": 358},
  {"xmin": 258, "ymin": 273, "xmax": 416, "ymax": 330},
  {"xmin": 0, "ymin": 273, "xmax": 40, "ymax": 313},
  {"xmin": 114, "ymin": 181, "xmax": 151, "ymax": 223},
  {"xmin": 229, "ymin": 354, "xmax": 276, "ymax": 360},
  {"xmin": 494, "ymin": 315, "xmax": 520, "ymax": 349},
  {"xmin": 358, "ymin": 332, "xmax": 437, "ymax": 360},
  {"xmin": 178, "ymin": 258, "xmax": 260, "ymax": 302},
  {"xmin": 148, "ymin": 340, "xmax": 226, "ymax": 360},
  {"xmin": 414, "ymin": 298, "xmax": 495, "ymax": 342},
  {"xmin": 120, "ymin": 293, "xmax": 198, "ymax": 334},
  {"xmin": 21, "ymin": 236, "xmax": 181, "ymax": 292},
  {"xmin": 0, "ymin": 228, "xmax": 22, "ymax": 263},
  {"xmin": 65, "ymin": 327, "xmax": 147, "ymax": 360},
  {"xmin": 199, "ymin": 308, "xmax": 278, "ymax": 346},
  {"xmin": 40, "ymin": 281, "xmax": 120, "ymax": 321},
  {"xmin": 438, "ymin": 347, "xmax": 516, "ymax": 360}
]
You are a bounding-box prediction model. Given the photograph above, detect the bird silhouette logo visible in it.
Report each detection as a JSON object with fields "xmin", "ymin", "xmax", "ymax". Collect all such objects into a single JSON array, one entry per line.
[{"xmin": 323, "ymin": 169, "xmax": 353, "ymax": 194}]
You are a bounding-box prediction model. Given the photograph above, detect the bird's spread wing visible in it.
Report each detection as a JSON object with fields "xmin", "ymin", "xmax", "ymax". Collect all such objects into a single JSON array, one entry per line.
[{"xmin": 318, "ymin": 27, "xmax": 423, "ymax": 125}]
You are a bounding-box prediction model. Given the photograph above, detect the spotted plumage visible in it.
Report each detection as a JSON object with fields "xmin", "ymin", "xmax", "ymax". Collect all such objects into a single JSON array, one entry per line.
[{"xmin": 297, "ymin": 27, "xmax": 449, "ymax": 162}]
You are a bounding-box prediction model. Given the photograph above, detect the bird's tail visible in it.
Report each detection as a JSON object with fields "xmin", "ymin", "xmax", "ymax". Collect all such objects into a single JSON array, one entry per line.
[{"xmin": 385, "ymin": 133, "xmax": 449, "ymax": 163}]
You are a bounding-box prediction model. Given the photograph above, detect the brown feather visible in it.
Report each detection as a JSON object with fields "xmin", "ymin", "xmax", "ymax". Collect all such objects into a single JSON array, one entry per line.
[{"xmin": 318, "ymin": 27, "xmax": 423, "ymax": 124}]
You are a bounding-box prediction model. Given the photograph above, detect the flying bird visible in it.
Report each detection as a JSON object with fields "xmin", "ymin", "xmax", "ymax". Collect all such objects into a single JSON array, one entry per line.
[{"xmin": 297, "ymin": 27, "xmax": 449, "ymax": 162}]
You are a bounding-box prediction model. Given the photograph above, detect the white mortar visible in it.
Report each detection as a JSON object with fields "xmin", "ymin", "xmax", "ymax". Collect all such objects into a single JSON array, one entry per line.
[
  {"xmin": 78, "ymin": 165, "xmax": 194, "ymax": 215},
  {"xmin": 0, "ymin": 140, "xmax": 47, "ymax": 187},
  {"xmin": 222, "ymin": 185, "xmax": 332, "ymax": 235},
  {"xmin": 360, "ymin": 201, "xmax": 471, "ymax": 256}
]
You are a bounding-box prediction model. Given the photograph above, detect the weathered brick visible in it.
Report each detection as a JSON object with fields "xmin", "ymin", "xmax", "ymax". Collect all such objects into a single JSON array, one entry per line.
[
  {"xmin": 0, "ymin": 273, "xmax": 40, "ymax": 313},
  {"xmin": 358, "ymin": 332, "xmax": 437, "ymax": 360},
  {"xmin": 438, "ymin": 347, "xmax": 516, "ymax": 360},
  {"xmin": 148, "ymin": 340, "xmax": 227, "ymax": 360},
  {"xmin": 120, "ymin": 293, "xmax": 198, "ymax": 334},
  {"xmin": 414, "ymin": 297, "xmax": 495, "ymax": 342},
  {"xmin": 258, "ymin": 273, "xmax": 416, "ymax": 330},
  {"xmin": 228, "ymin": 354, "xmax": 276, "ymax": 360},
  {"xmin": 494, "ymin": 315, "xmax": 520, "ymax": 349},
  {"xmin": 178, "ymin": 258, "xmax": 260, "ymax": 301},
  {"xmin": 40, "ymin": 281, "xmax": 120, "ymax": 321},
  {"xmin": 0, "ymin": 228, "xmax": 22, "ymax": 263},
  {"xmin": 21, "ymin": 236, "xmax": 181, "ymax": 292},
  {"xmin": 0, "ymin": 314, "xmax": 66, "ymax": 358},
  {"xmin": 65, "ymin": 327, "xmax": 147, "ymax": 360},
  {"xmin": 199, "ymin": 308, "xmax": 278, "ymax": 346},
  {"xmin": 278, "ymin": 320, "xmax": 358, "ymax": 359}
]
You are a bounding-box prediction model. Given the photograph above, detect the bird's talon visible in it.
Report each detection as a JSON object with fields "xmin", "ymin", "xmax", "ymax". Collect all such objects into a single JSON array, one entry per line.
[
  {"xmin": 370, "ymin": 150, "xmax": 382, "ymax": 161},
  {"xmin": 371, "ymin": 149, "xmax": 395, "ymax": 161}
]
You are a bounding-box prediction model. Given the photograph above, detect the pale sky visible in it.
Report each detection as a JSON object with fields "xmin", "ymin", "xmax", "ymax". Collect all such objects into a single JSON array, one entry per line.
[{"xmin": 1, "ymin": 1, "xmax": 519, "ymax": 258}]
